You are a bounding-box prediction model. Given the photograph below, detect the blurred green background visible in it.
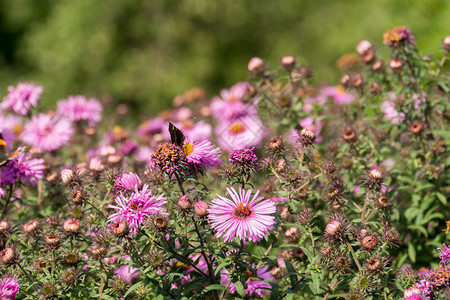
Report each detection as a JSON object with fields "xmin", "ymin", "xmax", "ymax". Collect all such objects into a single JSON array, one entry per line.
[{"xmin": 0, "ymin": 0, "xmax": 448, "ymax": 114}]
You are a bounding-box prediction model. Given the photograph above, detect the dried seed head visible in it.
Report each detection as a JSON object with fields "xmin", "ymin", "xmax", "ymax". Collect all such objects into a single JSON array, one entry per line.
[
  {"xmin": 45, "ymin": 215, "xmax": 60, "ymax": 227},
  {"xmin": 383, "ymin": 228, "xmax": 400, "ymax": 247},
  {"xmin": 63, "ymin": 219, "xmax": 80, "ymax": 235},
  {"xmin": 1, "ymin": 247, "xmax": 17, "ymax": 265},
  {"xmin": 323, "ymin": 161, "xmax": 337, "ymax": 175},
  {"xmin": 376, "ymin": 195, "xmax": 392, "ymax": 210},
  {"xmin": 45, "ymin": 235, "xmax": 61, "ymax": 249},
  {"xmin": 64, "ymin": 251, "xmax": 79, "ymax": 266},
  {"xmin": 361, "ymin": 235, "xmax": 378, "ymax": 250},
  {"xmin": 284, "ymin": 227, "xmax": 301, "ymax": 243},
  {"xmin": 23, "ymin": 219, "xmax": 41, "ymax": 237},
  {"xmin": 291, "ymin": 248, "xmax": 306, "ymax": 261},
  {"xmin": 46, "ymin": 171, "xmax": 58, "ymax": 183},
  {"xmin": 410, "ymin": 121, "xmax": 423, "ymax": 136},
  {"xmin": 71, "ymin": 189, "xmax": 84, "ymax": 205},
  {"xmin": 267, "ymin": 137, "xmax": 285, "ymax": 154},
  {"xmin": 320, "ymin": 245, "xmax": 334, "ymax": 259},
  {"xmin": 299, "ymin": 128, "xmax": 316, "ymax": 146},
  {"xmin": 297, "ymin": 210, "xmax": 314, "ymax": 225},
  {"xmin": 61, "ymin": 268, "xmax": 79, "ymax": 286},
  {"xmin": 342, "ymin": 127, "xmax": 357, "ymax": 143},
  {"xmin": 366, "ymin": 256, "xmax": 385, "ymax": 273},
  {"xmin": 347, "ymin": 290, "xmax": 364, "ymax": 300},
  {"xmin": 112, "ymin": 221, "xmax": 129, "ymax": 238},
  {"xmin": 150, "ymin": 214, "xmax": 168, "ymax": 232},
  {"xmin": 147, "ymin": 250, "xmax": 166, "ymax": 269},
  {"xmin": 194, "ymin": 201, "xmax": 208, "ymax": 217},
  {"xmin": 333, "ymin": 252, "xmax": 352, "ymax": 273},
  {"xmin": 90, "ymin": 245, "xmax": 107, "ymax": 260},
  {"xmin": 271, "ymin": 267, "xmax": 284, "ymax": 279},
  {"xmin": 41, "ymin": 282, "xmax": 57, "ymax": 298},
  {"xmin": 93, "ymin": 228, "xmax": 110, "ymax": 245},
  {"xmin": 36, "ymin": 259, "xmax": 50, "ymax": 273},
  {"xmin": 112, "ymin": 277, "xmax": 129, "ymax": 293}
]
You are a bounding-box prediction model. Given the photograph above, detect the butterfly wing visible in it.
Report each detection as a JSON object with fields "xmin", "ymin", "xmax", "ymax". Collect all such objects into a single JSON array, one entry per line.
[{"xmin": 169, "ymin": 122, "xmax": 185, "ymax": 147}]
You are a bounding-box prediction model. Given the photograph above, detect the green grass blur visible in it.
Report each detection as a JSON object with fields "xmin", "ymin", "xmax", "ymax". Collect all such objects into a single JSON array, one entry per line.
[{"xmin": 0, "ymin": 0, "xmax": 448, "ymax": 114}]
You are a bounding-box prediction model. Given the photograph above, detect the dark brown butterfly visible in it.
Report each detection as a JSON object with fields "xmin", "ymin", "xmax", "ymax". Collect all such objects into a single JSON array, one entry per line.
[
  {"xmin": 168, "ymin": 122, "xmax": 185, "ymax": 147},
  {"xmin": 0, "ymin": 132, "xmax": 20, "ymax": 167}
]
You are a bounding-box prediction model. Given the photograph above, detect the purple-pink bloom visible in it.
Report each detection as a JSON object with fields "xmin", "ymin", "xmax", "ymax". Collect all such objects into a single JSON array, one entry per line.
[
  {"xmin": 0, "ymin": 277, "xmax": 20, "ymax": 300},
  {"xmin": 220, "ymin": 264, "xmax": 274, "ymax": 297},
  {"xmin": 56, "ymin": 95, "xmax": 103, "ymax": 126},
  {"xmin": 118, "ymin": 140, "xmax": 138, "ymax": 155},
  {"xmin": 21, "ymin": 113, "xmax": 74, "ymax": 151},
  {"xmin": 0, "ymin": 151, "xmax": 45, "ymax": 186},
  {"xmin": 107, "ymin": 184, "xmax": 167, "ymax": 233},
  {"xmin": 137, "ymin": 117, "xmax": 165, "ymax": 137},
  {"xmin": 184, "ymin": 139, "xmax": 222, "ymax": 170},
  {"xmin": 322, "ymin": 85, "xmax": 354, "ymax": 105},
  {"xmin": 402, "ymin": 287, "xmax": 426, "ymax": 300},
  {"xmin": 210, "ymin": 82, "xmax": 255, "ymax": 121},
  {"xmin": 114, "ymin": 265, "xmax": 140, "ymax": 283},
  {"xmin": 114, "ymin": 172, "xmax": 142, "ymax": 192},
  {"xmin": 380, "ymin": 101, "xmax": 405, "ymax": 124},
  {"xmin": 414, "ymin": 280, "xmax": 431, "ymax": 298},
  {"xmin": 229, "ymin": 147, "xmax": 258, "ymax": 167},
  {"xmin": 208, "ymin": 187, "xmax": 276, "ymax": 243},
  {"xmin": 437, "ymin": 243, "xmax": 450, "ymax": 264},
  {"xmin": 1, "ymin": 82, "xmax": 43, "ymax": 115},
  {"xmin": 215, "ymin": 115, "xmax": 265, "ymax": 153}
]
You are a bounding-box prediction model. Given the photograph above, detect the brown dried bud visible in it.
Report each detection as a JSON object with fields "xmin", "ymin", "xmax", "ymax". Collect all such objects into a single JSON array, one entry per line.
[
  {"xmin": 368, "ymin": 169, "xmax": 383, "ymax": 187},
  {"xmin": 369, "ymin": 82, "xmax": 381, "ymax": 94},
  {"xmin": 46, "ymin": 171, "xmax": 58, "ymax": 183},
  {"xmin": 177, "ymin": 195, "xmax": 191, "ymax": 211},
  {"xmin": 362, "ymin": 235, "xmax": 378, "ymax": 250},
  {"xmin": 112, "ymin": 221, "xmax": 129, "ymax": 238},
  {"xmin": 410, "ymin": 121, "xmax": 423, "ymax": 136},
  {"xmin": 366, "ymin": 257, "xmax": 383, "ymax": 273},
  {"xmin": 376, "ymin": 196, "xmax": 392, "ymax": 210},
  {"xmin": 342, "ymin": 127, "xmax": 357, "ymax": 143},
  {"xmin": 152, "ymin": 215, "xmax": 168, "ymax": 231},
  {"xmin": 248, "ymin": 57, "xmax": 264, "ymax": 74},
  {"xmin": 371, "ymin": 60, "xmax": 384, "ymax": 72},
  {"xmin": 90, "ymin": 246, "xmax": 107, "ymax": 260},
  {"xmin": 284, "ymin": 227, "xmax": 301, "ymax": 243},
  {"xmin": 267, "ymin": 137, "xmax": 284, "ymax": 153},
  {"xmin": 271, "ymin": 267, "xmax": 284, "ymax": 279},
  {"xmin": 72, "ymin": 189, "xmax": 84, "ymax": 205},
  {"xmin": 340, "ymin": 74, "xmax": 352, "ymax": 88},
  {"xmin": 45, "ymin": 235, "xmax": 61, "ymax": 249},
  {"xmin": 0, "ymin": 221, "xmax": 10, "ymax": 237}
]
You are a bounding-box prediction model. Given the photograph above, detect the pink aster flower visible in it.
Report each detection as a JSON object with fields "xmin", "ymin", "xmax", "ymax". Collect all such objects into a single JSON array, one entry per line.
[
  {"xmin": 114, "ymin": 172, "xmax": 142, "ymax": 192},
  {"xmin": 215, "ymin": 115, "xmax": 265, "ymax": 153},
  {"xmin": 137, "ymin": 117, "xmax": 165, "ymax": 137},
  {"xmin": 114, "ymin": 265, "xmax": 140, "ymax": 283},
  {"xmin": 220, "ymin": 264, "xmax": 274, "ymax": 297},
  {"xmin": 56, "ymin": 95, "xmax": 103, "ymax": 126},
  {"xmin": 208, "ymin": 187, "xmax": 276, "ymax": 243},
  {"xmin": 1, "ymin": 82, "xmax": 43, "ymax": 115},
  {"xmin": 322, "ymin": 85, "xmax": 354, "ymax": 105},
  {"xmin": 21, "ymin": 113, "xmax": 73, "ymax": 151},
  {"xmin": 380, "ymin": 101, "xmax": 405, "ymax": 124},
  {"xmin": 437, "ymin": 243, "xmax": 450, "ymax": 264},
  {"xmin": 0, "ymin": 277, "xmax": 20, "ymax": 300},
  {"xmin": 107, "ymin": 184, "xmax": 167, "ymax": 233},
  {"xmin": 210, "ymin": 82, "xmax": 257, "ymax": 121},
  {"xmin": 0, "ymin": 150, "xmax": 45, "ymax": 186},
  {"xmin": 183, "ymin": 139, "xmax": 222, "ymax": 170}
]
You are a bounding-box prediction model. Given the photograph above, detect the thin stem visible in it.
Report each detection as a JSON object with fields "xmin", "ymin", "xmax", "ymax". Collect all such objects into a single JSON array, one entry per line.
[
  {"xmin": 17, "ymin": 262, "xmax": 39, "ymax": 294},
  {"xmin": 307, "ymin": 226, "xmax": 316, "ymax": 256},
  {"xmin": 361, "ymin": 190, "xmax": 370, "ymax": 223},
  {"xmin": 345, "ymin": 241, "xmax": 362, "ymax": 271},
  {"xmin": 322, "ymin": 277, "xmax": 339, "ymax": 300},
  {"xmin": 298, "ymin": 146, "xmax": 305, "ymax": 170},
  {"xmin": 0, "ymin": 184, "xmax": 14, "ymax": 219},
  {"xmin": 435, "ymin": 51, "xmax": 448, "ymax": 76},
  {"xmin": 174, "ymin": 172, "xmax": 186, "ymax": 195},
  {"xmin": 293, "ymin": 173, "xmax": 323, "ymax": 192},
  {"xmin": 280, "ymin": 270, "xmax": 311, "ymax": 299}
]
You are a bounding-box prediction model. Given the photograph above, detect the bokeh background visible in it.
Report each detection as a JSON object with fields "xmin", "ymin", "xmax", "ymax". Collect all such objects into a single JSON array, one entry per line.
[{"xmin": 0, "ymin": 0, "xmax": 448, "ymax": 114}]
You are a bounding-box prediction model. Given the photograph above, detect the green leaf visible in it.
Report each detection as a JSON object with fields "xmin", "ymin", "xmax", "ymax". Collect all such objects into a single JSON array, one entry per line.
[
  {"xmin": 284, "ymin": 259, "xmax": 298, "ymax": 286},
  {"xmin": 202, "ymin": 284, "xmax": 226, "ymax": 293},
  {"xmin": 234, "ymin": 281, "xmax": 245, "ymax": 298},
  {"xmin": 309, "ymin": 271, "xmax": 321, "ymax": 294},
  {"xmin": 436, "ymin": 192, "xmax": 447, "ymax": 205},
  {"xmin": 408, "ymin": 243, "xmax": 416, "ymax": 263},
  {"xmin": 124, "ymin": 281, "xmax": 143, "ymax": 298}
]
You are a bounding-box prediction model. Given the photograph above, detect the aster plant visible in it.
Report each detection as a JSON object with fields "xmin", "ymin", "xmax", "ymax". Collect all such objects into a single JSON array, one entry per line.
[{"xmin": 0, "ymin": 27, "xmax": 448, "ymax": 299}]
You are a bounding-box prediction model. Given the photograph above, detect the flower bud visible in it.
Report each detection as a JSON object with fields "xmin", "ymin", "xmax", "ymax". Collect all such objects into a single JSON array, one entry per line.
[
  {"xmin": 389, "ymin": 59, "xmax": 402, "ymax": 73},
  {"xmin": 281, "ymin": 55, "xmax": 296, "ymax": 70},
  {"xmin": 325, "ymin": 220, "xmax": 342, "ymax": 236},
  {"xmin": 368, "ymin": 169, "xmax": 383, "ymax": 187},
  {"xmin": 151, "ymin": 215, "xmax": 168, "ymax": 231},
  {"xmin": 63, "ymin": 219, "xmax": 80, "ymax": 235},
  {"xmin": 299, "ymin": 128, "xmax": 316, "ymax": 146},
  {"xmin": 299, "ymin": 66, "xmax": 313, "ymax": 78},
  {"xmin": 371, "ymin": 60, "xmax": 384, "ymax": 72},
  {"xmin": 72, "ymin": 189, "xmax": 84, "ymax": 205},
  {"xmin": 356, "ymin": 40, "xmax": 373, "ymax": 55},
  {"xmin": 85, "ymin": 127, "xmax": 96, "ymax": 136},
  {"xmin": 90, "ymin": 245, "xmax": 107, "ymax": 260},
  {"xmin": 107, "ymin": 153, "xmax": 122, "ymax": 164},
  {"xmin": 248, "ymin": 57, "xmax": 264, "ymax": 74},
  {"xmin": 177, "ymin": 195, "xmax": 191, "ymax": 210},
  {"xmin": 0, "ymin": 221, "xmax": 11, "ymax": 237},
  {"xmin": 61, "ymin": 169, "xmax": 74, "ymax": 185},
  {"xmin": 89, "ymin": 157, "xmax": 105, "ymax": 172},
  {"xmin": 443, "ymin": 35, "xmax": 450, "ymax": 51},
  {"xmin": 271, "ymin": 267, "xmax": 284, "ymax": 279},
  {"xmin": 1, "ymin": 247, "xmax": 17, "ymax": 265},
  {"xmin": 46, "ymin": 171, "xmax": 58, "ymax": 183},
  {"xmin": 23, "ymin": 220, "xmax": 41, "ymax": 237},
  {"xmin": 369, "ymin": 82, "xmax": 381, "ymax": 94},
  {"xmin": 342, "ymin": 127, "xmax": 357, "ymax": 143},
  {"xmin": 194, "ymin": 201, "xmax": 208, "ymax": 217},
  {"xmin": 267, "ymin": 137, "xmax": 284, "ymax": 153}
]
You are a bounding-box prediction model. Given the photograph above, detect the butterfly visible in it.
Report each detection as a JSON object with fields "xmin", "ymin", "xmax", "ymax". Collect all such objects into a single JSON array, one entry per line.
[
  {"xmin": 0, "ymin": 132, "xmax": 20, "ymax": 167},
  {"xmin": 168, "ymin": 122, "xmax": 185, "ymax": 147}
]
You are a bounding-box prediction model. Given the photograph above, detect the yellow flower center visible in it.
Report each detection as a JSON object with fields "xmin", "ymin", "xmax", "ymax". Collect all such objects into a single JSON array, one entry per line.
[
  {"xmin": 184, "ymin": 143, "xmax": 194, "ymax": 156},
  {"xmin": 234, "ymin": 204, "xmax": 252, "ymax": 218},
  {"xmin": 229, "ymin": 122, "xmax": 245, "ymax": 135}
]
